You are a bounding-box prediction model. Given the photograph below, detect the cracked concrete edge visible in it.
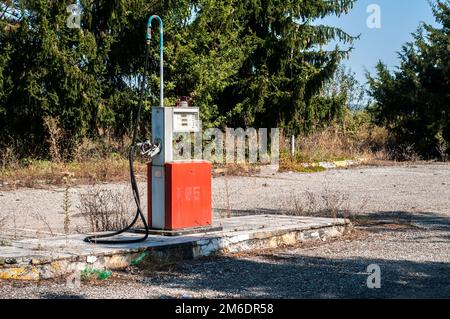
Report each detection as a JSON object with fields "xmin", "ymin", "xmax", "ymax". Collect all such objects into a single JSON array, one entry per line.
[
  {"xmin": 0, "ymin": 218, "xmax": 349, "ymax": 266},
  {"xmin": 0, "ymin": 222, "xmax": 352, "ymax": 281}
]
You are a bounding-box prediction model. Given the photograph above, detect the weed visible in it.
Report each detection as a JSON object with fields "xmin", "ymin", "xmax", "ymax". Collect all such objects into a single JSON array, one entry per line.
[
  {"xmin": 0, "ymin": 240, "xmax": 11, "ymax": 246},
  {"xmin": 81, "ymin": 268, "xmax": 113, "ymax": 282},
  {"xmin": 30, "ymin": 211, "xmax": 55, "ymax": 237},
  {"xmin": 212, "ymin": 163, "xmax": 260, "ymax": 177},
  {"xmin": 286, "ymin": 182, "xmax": 369, "ymax": 221},
  {"xmin": 0, "ymin": 146, "xmax": 18, "ymax": 171},
  {"xmin": 78, "ymin": 186, "xmax": 133, "ymax": 232},
  {"xmin": 131, "ymin": 252, "xmax": 149, "ymax": 266},
  {"xmin": 223, "ymin": 174, "xmax": 232, "ymax": 219},
  {"xmin": 0, "ymin": 214, "xmax": 8, "ymax": 246},
  {"xmin": 43, "ymin": 116, "xmax": 63, "ymax": 163},
  {"xmin": 0, "ymin": 214, "xmax": 6, "ymax": 231},
  {"xmin": 62, "ymin": 185, "xmax": 72, "ymax": 238},
  {"xmin": 436, "ymin": 133, "xmax": 449, "ymax": 162}
]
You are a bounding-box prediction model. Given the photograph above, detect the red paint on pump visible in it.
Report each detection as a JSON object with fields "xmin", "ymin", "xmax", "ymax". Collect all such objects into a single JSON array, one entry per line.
[{"xmin": 164, "ymin": 162, "xmax": 212, "ymax": 230}]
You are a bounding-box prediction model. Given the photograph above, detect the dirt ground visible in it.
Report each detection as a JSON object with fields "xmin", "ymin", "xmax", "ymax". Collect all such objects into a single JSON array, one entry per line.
[{"xmin": 0, "ymin": 162, "xmax": 449, "ymax": 298}]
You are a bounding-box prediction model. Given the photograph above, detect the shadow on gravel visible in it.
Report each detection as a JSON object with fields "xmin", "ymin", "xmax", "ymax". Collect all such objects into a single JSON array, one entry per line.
[
  {"xmin": 145, "ymin": 255, "xmax": 450, "ymax": 299},
  {"xmin": 147, "ymin": 209, "xmax": 450, "ymax": 299},
  {"xmin": 215, "ymin": 209, "xmax": 450, "ymax": 231},
  {"xmin": 40, "ymin": 293, "xmax": 84, "ymax": 299},
  {"xmin": 357, "ymin": 211, "xmax": 450, "ymax": 231},
  {"xmin": 214, "ymin": 208, "xmax": 285, "ymax": 217}
]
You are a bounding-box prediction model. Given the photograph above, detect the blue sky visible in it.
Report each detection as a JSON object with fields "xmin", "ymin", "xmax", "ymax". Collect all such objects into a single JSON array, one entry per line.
[{"xmin": 320, "ymin": 0, "xmax": 438, "ymax": 84}]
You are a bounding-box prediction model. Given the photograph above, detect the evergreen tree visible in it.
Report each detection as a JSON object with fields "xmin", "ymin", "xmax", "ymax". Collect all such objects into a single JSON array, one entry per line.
[
  {"xmin": 0, "ymin": 0, "xmax": 357, "ymax": 157},
  {"xmin": 0, "ymin": 0, "xmax": 154, "ymax": 156},
  {"xmin": 368, "ymin": 0, "xmax": 450, "ymax": 159},
  {"xmin": 214, "ymin": 0, "xmax": 357, "ymax": 133}
]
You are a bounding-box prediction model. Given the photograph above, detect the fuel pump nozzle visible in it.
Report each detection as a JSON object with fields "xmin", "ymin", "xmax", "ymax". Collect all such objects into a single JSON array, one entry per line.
[{"xmin": 138, "ymin": 139, "xmax": 161, "ymax": 158}]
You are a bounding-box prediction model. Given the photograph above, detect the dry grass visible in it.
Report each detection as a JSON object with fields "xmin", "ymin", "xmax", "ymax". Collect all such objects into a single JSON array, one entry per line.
[
  {"xmin": 279, "ymin": 116, "xmax": 389, "ymax": 172},
  {"xmin": 29, "ymin": 211, "xmax": 56, "ymax": 237},
  {"xmin": 284, "ymin": 183, "xmax": 370, "ymax": 221},
  {"xmin": 62, "ymin": 185, "xmax": 72, "ymax": 236},
  {"xmin": 78, "ymin": 186, "xmax": 135, "ymax": 233},
  {"xmin": 0, "ymin": 156, "xmax": 256, "ymax": 189},
  {"xmin": 0, "ymin": 146, "xmax": 18, "ymax": 171},
  {"xmin": 0, "ymin": 112, "xmax": 389, "ymax": 188},
  {"xmin": 212, "ymin": 163, "xmax": 261, "ymax": 177},
  {"xmin": 0, "ymin": 157, "xmax": 147, "ymax": 189},
  {"xmin": 0, "ymin": 214, "xmax": 7, "ymax": 231},
  {"xmin": 0, "ymin": 127, "xmax": 143, "ymax": 189},
  {"xmin": 43, "ymin": 116, "xmax": 63, "ymax": 163},
  {"xmin": 285, "ymin": 124, "xmax": 388, "ymax": 163}
]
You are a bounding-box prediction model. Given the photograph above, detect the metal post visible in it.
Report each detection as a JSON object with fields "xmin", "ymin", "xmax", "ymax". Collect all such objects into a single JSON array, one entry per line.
[
  {"xmin": 291, "ymin": 135, "xmax": 295, "ymax": 158},
  {"xmin": 146, "ymin": 15, "xmax": 164, "ymax": 108}
]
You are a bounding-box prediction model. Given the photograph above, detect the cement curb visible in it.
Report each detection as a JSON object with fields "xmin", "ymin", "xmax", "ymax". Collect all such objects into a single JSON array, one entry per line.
[{"xmin": 0, "ymin": 216, "xmax": 352, "ymax": 281}]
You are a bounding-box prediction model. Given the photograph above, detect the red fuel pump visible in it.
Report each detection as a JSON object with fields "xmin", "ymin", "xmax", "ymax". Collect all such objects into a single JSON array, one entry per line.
[
  {"xmin": 146, "ymin": 17, "xmax": 214, "ymax": 233},
  {"xmin": 84, "ymin": 15, "xmax": 216, "ymax": 244},
  {"xmin": 147, "ymin": 106, "xmax": 212, "ymax": 231}
]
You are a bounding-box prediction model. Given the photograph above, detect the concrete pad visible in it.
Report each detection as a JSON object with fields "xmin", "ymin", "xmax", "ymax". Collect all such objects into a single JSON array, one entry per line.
[{"xmin": 0, "ymin": 215, "xmax": 352, "ymax": 280}]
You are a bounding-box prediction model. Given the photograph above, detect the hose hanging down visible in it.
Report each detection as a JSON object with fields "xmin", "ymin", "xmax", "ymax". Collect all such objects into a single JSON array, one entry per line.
[{"xmin": 84, "ymin": 43, "xmax": 153, "ymax": 244}]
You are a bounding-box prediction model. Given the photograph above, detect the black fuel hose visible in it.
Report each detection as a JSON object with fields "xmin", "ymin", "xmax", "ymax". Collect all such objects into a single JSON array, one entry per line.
[{"xmin": 84, "ymin": 43, "xmax": 151, "ymax": 244}]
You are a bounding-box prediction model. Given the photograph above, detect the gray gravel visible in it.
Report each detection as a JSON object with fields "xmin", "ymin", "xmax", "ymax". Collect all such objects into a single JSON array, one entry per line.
[
  {"xmin": 1, "ymin": 162, "xmax": 449, "ymax": 237},
  {"xmin": 0, "ymin": 163, "xmax": 449, "ymax": 298}
]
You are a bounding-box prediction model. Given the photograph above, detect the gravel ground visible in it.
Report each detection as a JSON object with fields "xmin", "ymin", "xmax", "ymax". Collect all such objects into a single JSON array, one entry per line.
[{"xmin": 0, "ymin": 163, "xmax": 449, "ymax": 298}]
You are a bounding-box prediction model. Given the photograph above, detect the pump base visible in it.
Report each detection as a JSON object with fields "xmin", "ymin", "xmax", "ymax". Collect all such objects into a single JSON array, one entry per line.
[{"xmin": 134, "ymin": 225, "xmax": 223, "ymax": 237}]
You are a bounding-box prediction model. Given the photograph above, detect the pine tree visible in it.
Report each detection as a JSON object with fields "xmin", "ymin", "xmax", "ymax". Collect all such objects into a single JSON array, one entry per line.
[
  {"xmin": 0, "ymin": 0, "xmax": 154, "ymax": 155},
  {"xmin": 0, "ymin": 0, "xmax": 357, "ymax": 157},
  {"xmin": 214, "ymin": 0, "xmax": 357, "ymax": 133},
  {"xmin": 368, "ymin": 0, "xmax": 450, "ymax": 159}
]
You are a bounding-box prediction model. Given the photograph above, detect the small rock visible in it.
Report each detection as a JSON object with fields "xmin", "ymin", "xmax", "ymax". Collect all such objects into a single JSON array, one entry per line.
[
  {"xmin": 5, "ymin": 258, "xmax": 18, "ymax": 265},
  {"xmin": 86, "ymin": 256, "xmax": 97, "ymax": 264},
  {"xmin": 31, "ymin": 258, "xmax": 41, "ymax": 265}
]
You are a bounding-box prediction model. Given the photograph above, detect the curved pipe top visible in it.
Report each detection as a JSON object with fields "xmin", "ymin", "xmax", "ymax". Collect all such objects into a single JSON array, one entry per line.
[
  {"xmin": 146, "ymin": 15, "xmax": 163, "ymax": 42},
  {"xmin": 146, "ymin": 15, "xmax": 164, "ymax": 108}
]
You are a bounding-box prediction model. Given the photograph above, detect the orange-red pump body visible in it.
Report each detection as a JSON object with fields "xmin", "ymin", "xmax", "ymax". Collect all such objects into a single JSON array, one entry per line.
[{"xmin": 148, "ymin": 161, "xmax": 212, "ymax": 230}]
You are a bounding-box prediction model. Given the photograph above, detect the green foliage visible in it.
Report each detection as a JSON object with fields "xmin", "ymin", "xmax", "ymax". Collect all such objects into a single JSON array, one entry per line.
[
  {"xmin": 322, "ymin": 64, "xmax": 367, "ymax": 110},
  {"xmin": 131, "ymin": 251, "xmax": 148, "ymax": 266},
  {"xmin": 0, "ymin": 0, "xmax": 357, "ymax": 158},
  {"xmin": 0, "ymin": 0, "xmax": 151, "ymax": 157},
  {"xmin": 368, "ymin": 0, "xmax": 450, "ymax": 159},
  {"xmin": 213, "ymin": 0, "xmax": 358, "ymax": 134},
  {"xmin": 81, "ymin": 268, "xmax": 112, "ymax": 281}
]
